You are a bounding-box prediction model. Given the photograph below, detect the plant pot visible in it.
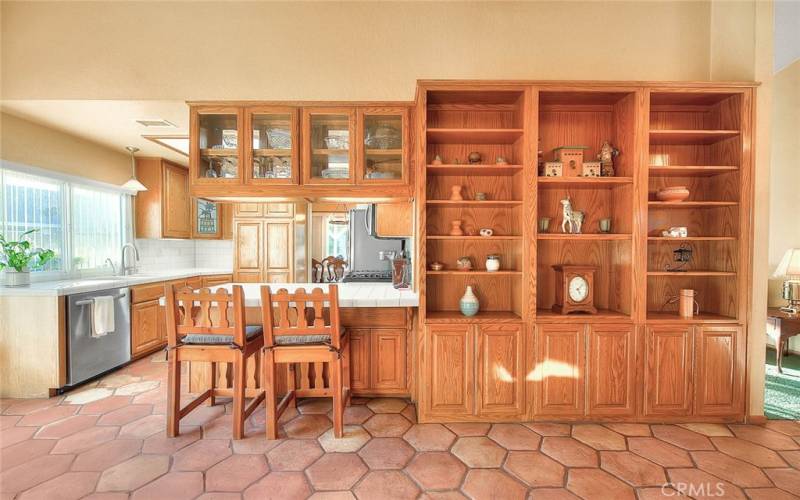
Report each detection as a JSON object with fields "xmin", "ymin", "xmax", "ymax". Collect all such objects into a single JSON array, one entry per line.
[{"xmin": 3, "ymin": 268, "xmax": 31, "ymax": 287}]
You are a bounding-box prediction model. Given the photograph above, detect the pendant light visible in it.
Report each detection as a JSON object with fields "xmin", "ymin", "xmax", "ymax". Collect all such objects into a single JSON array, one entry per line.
[
  {"xmin": 329, "ymin": 202, "xmax": 349, "ymax": 225},
  {"xmin": 122, "ymin": 146, "xmax": 147, "ymax": 192}
]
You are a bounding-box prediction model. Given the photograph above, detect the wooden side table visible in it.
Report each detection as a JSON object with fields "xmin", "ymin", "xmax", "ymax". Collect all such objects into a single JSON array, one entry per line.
[{"xmin": 767, "ymin": 308, "xmax": 800, "ymax": 373}]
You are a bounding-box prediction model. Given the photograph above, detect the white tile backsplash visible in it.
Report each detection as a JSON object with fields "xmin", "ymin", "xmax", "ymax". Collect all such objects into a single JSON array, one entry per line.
[{"xmin": 135, "ymin": 238, "xmax": 233, "ymax": 272}]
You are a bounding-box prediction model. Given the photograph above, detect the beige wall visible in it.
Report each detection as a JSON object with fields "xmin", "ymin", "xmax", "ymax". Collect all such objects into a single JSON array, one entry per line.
[
  {"xmin": 0, "ymin": 112, "xmax": 130, "ymax": 184},
  {"xmin": 1, "ymin": 1, "xmax": 712, "ymax": 101}
]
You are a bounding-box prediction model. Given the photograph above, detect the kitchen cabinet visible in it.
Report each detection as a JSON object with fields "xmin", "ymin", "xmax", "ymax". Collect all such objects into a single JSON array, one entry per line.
[
  {"xmin": 587, "ymin": 324, "xmax": 636, "ymax": 417},
  {"xmin": 349, "ymin": 329, "xmax": 371, "ymax": 392},
  {"xmin": 302, "ymin": 107, "xmax": 356, "ymax": 185},
  {"xmin": 232, "ymin": 205, "xmax": 295, "ymax": 283},
  {"xmin": 234, "ymin": 203, "xmax": 264, "ymax": 218},
  {"xmin": 135, "ymin": 158, "xmax": 191, "ymax": 239},
  {"xmin": 202, "ymin": 274, "xmax": 233, "ymax": 287},
  {"xmin": 694, "ymin": 325, "xmax": 744, "ymax": 417},
  {"xmin": 131, "ymin": 299, "xmax": 163, "ymax": 358},
  {"xmin": 347, "ymin": 328, "xmax": 407, "ymax": 395},
  {"xmin": 476, "ymin": 323, "xmax": 525, "ymax": 417},
  {"xmin": 356, "ymin": 107, "xmax": 409, "ymax": 185},
  {"xmin": 425, "ymin": 324, "xmax": 474, "ymax": 417},
  {"xmin": 535, "ymin": 324, "xmax": 585, "ymax": 417},
  {"xmin": 233, "ymin": 220, "xmax": 263, "ymax": 282},
  {"xmin": 190, "ymin": 106, "xmax": 243, "ymax": 185},
  {"xmin": 643, "ymin": 325, "xmax": 693, "ymax": 417},
  {"xmin": 245, "ymin": 106, "xmax": 299, "ymax": 185},
  {"xmin": 375, "ymin": 202, "xmax": 413, "ymax": 238}
]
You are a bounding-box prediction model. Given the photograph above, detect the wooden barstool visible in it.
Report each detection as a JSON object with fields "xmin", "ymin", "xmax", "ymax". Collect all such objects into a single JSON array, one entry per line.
[
  {"xmin": 260, "ymin": 285, "xmax": 350, "ymax": 439},
  {"xmin": 165, "ymin": 285, "xmax": 265, "ymax": 439}
]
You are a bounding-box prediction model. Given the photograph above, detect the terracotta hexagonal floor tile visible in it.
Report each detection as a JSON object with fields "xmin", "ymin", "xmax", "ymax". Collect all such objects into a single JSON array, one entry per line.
[
  {"xmin": 97, "ymin": 405, "xmax": 153, "ymax": 426},
  {"xmin": 403, "ymin": 423, "xmax": 456, "ymax": 451},
  {"xmin": 540, "ymin": 436, "xmax": 598, "ymax": 467},
  {"xmin": 297, "ymin": 398, "xmax": 332, "ymax": 414},
  {"xmin": 765, "ymin": 420, "xmax": 800, "ymax": 436},
  {"xmin": 0, "ymin": 438, "xmax": 55, "ymax": 470},
  {"xmin": 419, "ymin": 491, "xmax": 468, "ymax": 500},
  {"xmin": 309, "ymin": 492, "xmax": 357, "ymax": 500},
  {"xmin": 678, "ymin": 423, "xmax": 733, "ymax": 437},
  {"xmin": 462, "ymin": 469, "xmax": 527, "ymax": 500},
  {"xmin": 117, "ymin": 414, "xmax": 165, "ymax": 440},
  {"xmin": 527, "ymin": 488, "xmax": 580, "ymax": 500},
  {"xmin": 628, "ymin": 437, "xmax": 693, "ymax": 467},
  {"xmin": 711, "ymin": 436, "xmax": 787, "ymax": 467},
  {"xmin": 141, "ymin": 426, "xmax": 201, "ymax": 454},
  {"xmin": 353, "ymin": 470, "xmax": 420, "ymax": 500},
  {"xmin": 283, "ymin": 414, "xmax": 332, "ymax": 439},
  {"xmin": 401, "ymin": 405, "xmax": 417, "ymax": 423},
  {"xmin": 179, "ymin": 405, "xmax": 226, "ymax": 427},
  {"xmin": 366, "ymin": 398, "xmax": 407, "ymax": 414},
  {"xmin": 202, "ymin": 415, "xmax": 235, "ymax": 439},
  {"xmin": 318, "ymin": 425, "xmax": 371, "ymax": 452},
  {"xmin": 0, "ymin": 454, "xmax": 74, "ymax": 495},
  {"xmin": 405, "ymin": 452, "xmax": 466, "ymax": 490},
  {"xmin": 72, "ymin": 438, "xmax": 143, "ymax": 471},
  {"xmin": 97, "ymin": 373, "xmax": 142, "ymax": 389},
  {"xmin": 505, "ymin": 451, "xmax": 565, "ymax": 487},
  {"xmin": 488, "ymin": 423, "xmax": 541, "ymax": 450},
  {"xmin": 35, "ymin": 414, "xmax": 99, "ymax": 439},
  {"xmin": 17, "ymin": 404, "xmax": 77, "ymax": 427},
  {"xmin": 0, "ymin": 415, "xmax": 20, "ymax": 429},
  {"xmin": 745, "ymin": 487, "xmax": 800, "ymax": 500},
  {"xmin": 524, "ymin": 422, "xmax": 571, "ymax": 436},
  {"xmin": 17, "ymin": 471, "xmax": 99, "ymax": 500},
  {"xmin": 51, "ymin": 425, "xmax": 119, "ymax": 454},
  {"xmin": 305, "ymin": 453, "xmax": 367, "ymax": 491},
  {"xmin": 691, "ymin": 451, "xmax": 771, "ymax": 488},
  {"xmin": 267, "ymin": 439, "xmax": 324, "ymax": 471},
  {"xmin": 205, "ymin": 454, "xmax": 269, "ymax": 492},
  {"xmin": 445, "ymin": 422, "xmax": 490, "ymax": 436},
  {"xmin": 572, "ymin": 424, "xmax": 626, "ymax": 450},
  {"xmin": 599, "ymin": 451, "xmax": 666, "ymax": 486},
  {"xmin": 364, "ymin": 413, "xmax": 412, "ymax": 437},
  {"xmin": 131, "ymin": 471, "xmax": 203, "ymax": 500},
  {"xmin": 79, "ymin": 396, "xmax": 133, "ymax": 416},
  {"xmin": 451, "ymin": 436, "xmax": 506, "ymax": 468},
  {"xmin": 567, "ymin": 468, "xmax": 635, "ymax": 500},
  {"xmin": 231, "ymin": 434, "xmax": 282, "ymax": 455},
  {"xmin": 357, "ymin": 437, "xmax": 415, "ymax": 469},
  {"xmin": 96, "ymin": 454, "xmax": 170, "ymax": 492},
  {"xmin": 3, "ymin": 398, "xmax": 61, "ymax": 416},
  {"xmin": 603, "ymin": 423, "xmax": 651, "ymax": 437},
  {"xmin": 0, "ymin": 426, "xmax": 35, "ymax": 448},
  {"xmin": 172, "ymin": 439, "xmax": 232, "ymax": 471},
  {"xmin": 667, "ymin": 468, "xmax": 745, "ymax": 499},
  {"xmin": 765, "ymin": 468, "xmax": 800, "ymax": 496},
  {"xmin": 779, "ymin": 449, "xmax": 800, "ymax": 468},
  {"xmin": 64, "ymin": 387, "xmax": 115, "ymax": 405},
  {"xmin": 637, "ymin": 487, "xmax": 689, "ymax": 499},
  {"xmin": 730, "ymin": 425, "xmax": 800, "ymax": 450},
  {"xmin": 342, "ymin": 405, "xmax": 374, "ymax": 425},
  {"xmin": 115, "ymin": 380, "xmax": 160, "ymax": 396},
  {"xmin": 652, "ymin": 425, "xmax": 714, "ymax": 450}
]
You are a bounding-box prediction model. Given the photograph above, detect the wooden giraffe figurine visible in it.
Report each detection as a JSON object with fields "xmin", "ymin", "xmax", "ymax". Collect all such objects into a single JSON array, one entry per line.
[{"xmin": 560, "ymin": 197, "xmax": 584, "ymax": 234}]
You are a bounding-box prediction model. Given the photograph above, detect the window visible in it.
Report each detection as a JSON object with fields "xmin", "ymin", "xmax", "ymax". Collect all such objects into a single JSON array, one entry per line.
[{"xmin": 0, "ymin": 166, "xmax": 129, "ymax": 275}]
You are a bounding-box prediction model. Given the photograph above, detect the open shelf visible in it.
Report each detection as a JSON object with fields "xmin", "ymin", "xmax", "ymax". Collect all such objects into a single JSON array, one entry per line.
[
  {"xmin": 646, "ymin": 311, "xmax": 739, "ymax": 324},
  {"xmin": 365, "ymin": 149, "xmax": 402, "ymax": 156},
  {"xmin": 538, "ymin": 233, "xmax": 631, "ymax": 241},
  {"xmin": 426, "ymin": 310, "xmax": 523, "ymax": 324},
  {"xmin": 648, "ymin": 236, "xmax": 737, "ymax": 241},
  {"xmin": 427, "ymin": 128, "xmax": 524, "ymax": 144},
  {"xmin": 427, "ymin": 200, "xmax": 522, "ymax": 207},
  {"xmin": 312, "ymin": 149, "xmax": 349, "ymax": 155},
  {"xmin": 427, "ymin": 235, "xmax": 522, "ymax": 240},
  {"xmin": 538, "ymin": 177, "xmax": 633, "ymax": 187},
  {"xmin": 536, "ymin": 309, "xmax": 632, "ymax": 323},
  {"xmin": 647, "ymin": 271, "xmax": 737, "ymax": 277},
  {"xmin": 427, "ymin": 270, "xmax": 522, "ymax": 276},
  {"xmin": 649, "ymin": 130, "xmax": 739, "ymax": 145},
  {"xmin": 427, "ymin": 164, "xmax": 523, "ymax": 176},
  {"xmin": 200, "ymin": 148, "xmax": 238, "ymax": 157},
  {"xmin": 649, "ymin": 166, "xmax": 738, "ymax": 176},
  {"xmin": 648, "ymin": 201, "xmax": 738, "ymax": 208},
  {"xmin": 253, "ymin": 148, "xmax": 292, "ymax": 157}
]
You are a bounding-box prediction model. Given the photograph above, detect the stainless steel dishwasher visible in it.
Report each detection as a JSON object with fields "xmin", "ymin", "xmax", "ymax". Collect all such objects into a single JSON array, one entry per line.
[{"xmin": 66, "ymin": 287, "xmax": 132, "ymax": 387}]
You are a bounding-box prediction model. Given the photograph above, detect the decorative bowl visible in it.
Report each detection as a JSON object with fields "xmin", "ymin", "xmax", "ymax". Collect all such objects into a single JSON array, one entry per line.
[
  {"xmin": 656, "ymin": 186, "xmax": 690, "ymax": 202},
  {"xmin": 429, "ymin": 262, "xmax": 444, "ymax": 271}
]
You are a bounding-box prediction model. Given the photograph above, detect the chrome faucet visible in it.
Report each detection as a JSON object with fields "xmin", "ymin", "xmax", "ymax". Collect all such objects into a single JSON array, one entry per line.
[
  {"xmin": 120, "ymin": 243, "xmax": 140, "ymax": 276},
  {"xmin": 104, "ymin": 258, "xmax": 117, "ymax": 275}
]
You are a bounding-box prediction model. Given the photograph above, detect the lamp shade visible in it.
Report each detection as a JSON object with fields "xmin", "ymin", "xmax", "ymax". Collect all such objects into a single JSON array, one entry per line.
[
  {"xmin": 774, "ymin": 248, "xmax": 800, "ymax": 278},
  {"xmin": 122, "ymin": 178, "xmax": 148, "ymax": 192}
]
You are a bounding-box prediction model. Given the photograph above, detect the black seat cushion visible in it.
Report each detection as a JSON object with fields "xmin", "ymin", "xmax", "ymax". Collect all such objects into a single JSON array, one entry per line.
[
  {"xmin": 183, "ymin": 325, "xmax": 263, "ymax": 345},
  {"xmin": 274, "ymin": 334, "xmax": 331, "ymax": 345}
]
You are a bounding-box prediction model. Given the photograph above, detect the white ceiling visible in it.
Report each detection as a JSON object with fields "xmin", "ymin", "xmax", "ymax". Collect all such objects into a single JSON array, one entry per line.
[{"xmin": 1, "ymin": 100, "xmax": 190, "ymax": 166}]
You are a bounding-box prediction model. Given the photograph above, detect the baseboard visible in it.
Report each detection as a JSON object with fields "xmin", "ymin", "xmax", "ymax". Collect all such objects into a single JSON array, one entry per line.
[{"xmin": 747, "ymin": 414, "xmax": 767, "ymax": 424}]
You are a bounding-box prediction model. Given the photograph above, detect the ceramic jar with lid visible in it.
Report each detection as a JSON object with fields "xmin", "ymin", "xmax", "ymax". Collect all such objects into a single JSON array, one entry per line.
[{"xmin": 485, "ymin": 254, "xmax": 501, "ymax": 272}]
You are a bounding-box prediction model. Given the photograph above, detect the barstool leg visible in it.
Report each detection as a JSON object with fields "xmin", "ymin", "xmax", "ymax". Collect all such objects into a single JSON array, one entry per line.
[
  {"xmin": 332, "ymin": 356, "xmax": 344, "ymax": 438},
  {"xmin": 263, "ymin": 350, "xmax": 279, "ymax": 440},
  {"xmin": 232, "ymin": 352, "xmax": 246, "ymax": 440},
  {"xmin": 209, "ymin": 362, "xmax": 217, "ymax": 406},
  {"xmin": 167, "ymin": 351, "xmax": 181, "ymax": 437}
]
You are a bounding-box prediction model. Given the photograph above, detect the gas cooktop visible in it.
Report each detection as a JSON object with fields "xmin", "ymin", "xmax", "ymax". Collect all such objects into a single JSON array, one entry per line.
[{"xmin": 342, "ymin": 271, "xmax": 392, "ymax": 283}]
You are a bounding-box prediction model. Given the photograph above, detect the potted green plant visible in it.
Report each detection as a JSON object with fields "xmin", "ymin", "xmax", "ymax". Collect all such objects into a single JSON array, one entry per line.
[{"xmin": 0, "ymin": 229, "xmax": 56, "ymax": 287}]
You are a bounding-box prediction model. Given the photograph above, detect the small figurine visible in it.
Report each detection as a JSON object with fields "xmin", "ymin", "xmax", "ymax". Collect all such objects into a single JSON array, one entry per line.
[
  {"xmin": 468, "ymin": 152, "xmax": 482, "ymax": 164},
  {"xmin": 598, "ymin": 141, "xmax": 619, "ymax": 177},
  {"xmin": 450, "ymin": 185, "xmax": 463, "ymax": 201},
  {"xmin": 431, "ymin": 154, "xmax": 444, "ymax": 165},
  {"xmin": 560, "ymin": 197, "xmax": 585, "ymax": 234},
  {"xmin": 495, "ymin": 156, "xmax": 508, "ymax": 165},
  {"xmin": 479, "ymin": 228, "xmax": 493, "ymax": 237},
  {"xmin": 582, "ymin": 161, "xmax": 601, "ymax": 177},
  {"xmin": 456, "ymin": 256, "xmax": 473, "ymax": 271},
  {"xmin": 543, "ymin": 162, "xmax": 563, "ymax": 177},
  {"xmin": 449, "ymin": 220, "xmax": 464, "ymax": 236}
]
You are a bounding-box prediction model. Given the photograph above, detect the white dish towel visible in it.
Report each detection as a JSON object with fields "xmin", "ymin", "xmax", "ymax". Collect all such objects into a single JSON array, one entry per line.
[{"xmin": 91, "ymin": 296, "xmax": 115, "ymax": 337}]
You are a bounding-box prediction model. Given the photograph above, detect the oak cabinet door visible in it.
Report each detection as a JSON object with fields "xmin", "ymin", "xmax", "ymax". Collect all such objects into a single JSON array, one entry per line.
[
  {"xmin": 191, "ymin": 107, "xmax": 243, "ymax": 185},
  {"xmin": 370, "ymin": 329, "xmax": 407, "ymax": 392},
  {"xmin": 643, "ymin": 326, "xmax": 693, "ymax": 417},
  {"xmin": 695, "ymin": 325, "xmax": 744, "ymax": 417},
  {"xmin": 233, "ymin": 220, "xmax": 262, "ymax": 281},
  {"xmin": 162, "ymin": 163, "xmax": 191, "ymax": 238},
  {"xmin": 264, "ymin": 220, "xmax": 294, "ymax": 283},
  {"xmin": 349, "ymin": 329, "xmax": 371, "ymax": 391},
  {"xmin": 536, "ymin": 324, "xmax": 585, "ymax": 416},
  {"xmin": 234, "ymin": 203, "xmax": 264, "ymax": 218},
  {"xmin": 356, "ymin": 107, "xmax": 408, "ymax": 185},
  {"xmin": 265, "ymin": 203, "xmax": 294, "ymax": 217},
  {"xmin": 587, "ymin": 324, "xmax": 636, "ymax": 417},
  {"xmin": 132, "ymin": 300, "xmax": 164, "ymax": 357},
  {"xmin": 425, "ymin": 324, "xmax": 474, "ymax": 416},
  {"xmin": 302, "ymin": 108, "xmax": 356, "ymax": 185},
  {"xmin": 477, "ymin": 324, "xmax": 525, "ymax": 417},
  {"xmin": 375, "ymin": 202, "xmax": 413, "ymax": 238}
]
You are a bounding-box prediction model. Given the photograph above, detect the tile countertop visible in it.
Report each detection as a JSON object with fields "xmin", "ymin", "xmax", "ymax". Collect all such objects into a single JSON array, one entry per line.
[
  {"xmin": 0, "ymin": 268, "xmax": 233, "ymax": 297},
  {"xmin": 162, "ymin": 282, "xmax": 419, "ymax": 308}
]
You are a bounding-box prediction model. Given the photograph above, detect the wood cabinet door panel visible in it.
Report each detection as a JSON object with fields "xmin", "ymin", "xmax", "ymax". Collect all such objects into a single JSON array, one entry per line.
[
  {"xmin": 426, "ymin": 325, "xmax": 474, "ymax": 416},
  {"xmin": 643, "ymin": 326, "xmax": 693, "ymax": 417},
  {"xmin": 132, "ymin": 300, "xmax": 164, "ymax": 356},
  {"xmin": 588, "ymin": 324, "xmax": 635, "ymax": 416},
  {"xmin": 234, "ymin": 221, "xmax": 262, "ymax": 281},
  {"xmin": 477, "ymin": 324, "xmax": 524, "ymax": 417},
  {"xmin": 375, "ymin": 202, "xmax": 413, "ymax": 238},
  {"xmin": 371, "ymin": 329, "xmax": 406, "ymax": 391},
  {"xmin": 265, "ymin": 221, "xmax": 292, "ymax": 269},
  {"xmin": 234, "ymin": 203, "xmax": 264, "ymax": 217},
  {"xmin": 162, "ymin": 163, "xmax": 191, "ymax": 238},
  {"xmin": 695, "ymin": 325, "xmax": 744, "ymax": 416},
  {"xmin": 265, "ymin": 203, "xmax": 294, "ymax": 217},
  {"xmin": 536, "ymin": 324, "xmax": 585, "ymax": 416},
  {"xmin": 349, "ymin": 329, "xmax": 370, "ymax": 391}
]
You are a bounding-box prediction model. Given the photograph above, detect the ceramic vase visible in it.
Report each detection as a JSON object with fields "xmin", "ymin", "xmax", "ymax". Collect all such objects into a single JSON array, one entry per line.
[
  {"xmin": 450, "ymin": 185, "xmax": 463, "ymax": 201},
  {"xmin": 449, "ymin": 220, "xmax": 464, "ymax": 236},
  {"xmin": 459, "ymin": 286, "xmax": 480, "ymax": 316},
  {"xmin": 485, "ymin": 255, "xmax": 501, "ymax": 272}
]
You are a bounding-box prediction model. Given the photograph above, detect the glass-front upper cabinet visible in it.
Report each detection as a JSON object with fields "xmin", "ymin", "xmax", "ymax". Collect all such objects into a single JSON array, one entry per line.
[
  {"xmin": 191, "ymin": 107, "xmax": 243, "ymax": 183},
  {"xmin": 302, "ymin": 108, "xmax": 355, "ymax": 184},
  {"xmin": 246, "ymin": 107, "xmax": 298, "ymax": 184},
  {"xmin": 357, "ymin": 108, "xmax": 408, "ymax": 184}
]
